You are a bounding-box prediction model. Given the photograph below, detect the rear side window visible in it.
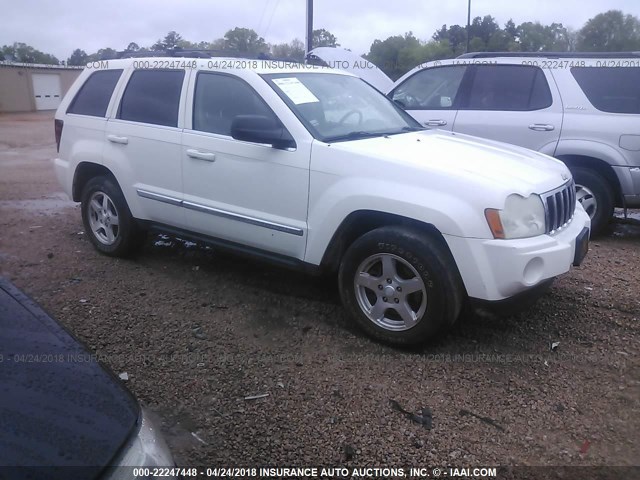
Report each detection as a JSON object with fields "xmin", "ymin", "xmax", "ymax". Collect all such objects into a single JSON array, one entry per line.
[
  {"xmin": 67, "ymin": 70, "xmax": 123, "ymax": 117},
  {"xmin": 571, "ymin": 67, "xmax": 640, "ymax": 114},
  {"xmin": 118, "ymin": 70, "xmax": 185, "ymax": 127},
  {"xmin": 465, "ymin": 65, "xmax": 552, "ymax": 111}
]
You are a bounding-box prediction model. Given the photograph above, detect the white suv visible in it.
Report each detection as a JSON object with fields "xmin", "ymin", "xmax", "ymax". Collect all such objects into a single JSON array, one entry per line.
[
  {"xmin": 385, "ymin": 52, "xmax": 640, "ymax": 235},
  {"xmin": 54, "ymin": 57, "xmax": 590, "ymax": 345}
]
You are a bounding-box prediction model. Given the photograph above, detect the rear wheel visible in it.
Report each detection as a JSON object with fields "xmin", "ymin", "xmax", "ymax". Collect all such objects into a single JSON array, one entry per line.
[
  {"xmin": 571, "ymin": 167, "xmax": 614, "ymax": 236},
  {"xmin": 81, "ymin": 176, "xmax": 145, "ymax": 257},
  {"xmin": 338, "ymin": 226, "xmax": 463, "ymax": 346}
]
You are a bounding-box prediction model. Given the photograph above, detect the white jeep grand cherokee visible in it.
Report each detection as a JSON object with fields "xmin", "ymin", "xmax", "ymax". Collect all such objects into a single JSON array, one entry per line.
[{"xmin": 54, "ymin": 57, "xmax": 590, "ymax": 345}]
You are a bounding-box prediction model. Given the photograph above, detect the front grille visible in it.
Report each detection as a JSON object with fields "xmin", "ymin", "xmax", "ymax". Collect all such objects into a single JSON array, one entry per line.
[{"xmin": 543, "ymin": 180, "xmax": 576, "ymax": 234}]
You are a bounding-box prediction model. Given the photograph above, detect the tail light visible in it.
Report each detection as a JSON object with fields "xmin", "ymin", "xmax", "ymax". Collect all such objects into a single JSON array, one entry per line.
[{"xmin": 54, "ymin": 119, "xmax": 63, "ymax": 153}]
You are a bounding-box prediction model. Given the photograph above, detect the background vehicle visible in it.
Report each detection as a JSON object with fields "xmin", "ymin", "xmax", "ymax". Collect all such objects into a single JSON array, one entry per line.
[
  {"xmin": 311, "ymin": 48, "xmax": 640, "ymax": 235},
  {"xmin": 53, "ymin": 58, "xmax": 589, "ymax": 345},
  {"xmin": 0, "ymin": 277, "xmax": 177, "ymax": 479}
]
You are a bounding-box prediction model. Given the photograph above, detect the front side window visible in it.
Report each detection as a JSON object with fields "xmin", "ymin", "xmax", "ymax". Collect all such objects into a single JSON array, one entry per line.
[
  {"xmin": 391, "ymin": 66, "xmax": 467, "ymax": 110},
  {"xmin": 118, "ymin": 70, "xmax": 185, "ymax": 127},
  {"xmin": 571, "ymin": 67, "xmax": 640, "ymax": 114},
  {"xmin": 464, "ymin": 65, "xmax": 552, "ymax": 111},
  {"xmin": 193, "ymin": 73, "xmax": 276, "ymax": 136},
  {"xmin": 67, "ymin": 70, "xmax": 123, "ymax": 117},
  {"xmin": 264, "ymin": 73, "xmax": 421, "ymax": 142}
]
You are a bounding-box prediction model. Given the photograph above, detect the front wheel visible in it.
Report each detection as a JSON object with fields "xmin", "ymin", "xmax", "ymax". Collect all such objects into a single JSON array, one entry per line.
[
  {"xmin": 571, "ymin": 167, "xmax": 614, "ymax": 236},
  {"xmin": 81, "ymin": 176, "xmax": 145, "ymax": 257},
  {"xmin": 338, "ymin": 226, "xmax": 464, "ymax": 346}
]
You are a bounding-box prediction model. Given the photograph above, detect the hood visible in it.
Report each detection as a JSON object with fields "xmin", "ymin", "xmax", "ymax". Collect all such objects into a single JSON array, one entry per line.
[
  {"xmin": 308, "ymin": 47, "xmax": 394, "ymax": 93},
  {"xmin": 0, "ymin": 278, "xmax": 139, "ymax": 478},
  {"xmin": 329, "ymin": 130, "xmax": 570, "ymax": 196}
]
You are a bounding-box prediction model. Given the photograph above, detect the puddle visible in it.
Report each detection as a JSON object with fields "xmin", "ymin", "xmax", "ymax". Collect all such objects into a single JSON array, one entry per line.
[
  {"xmin": 0, "ymin": 192, "xmax": 76, "ymax": 214},
  {"xmin": 612, "ymin": 208, "xmax": 640, "ymax": 238}
]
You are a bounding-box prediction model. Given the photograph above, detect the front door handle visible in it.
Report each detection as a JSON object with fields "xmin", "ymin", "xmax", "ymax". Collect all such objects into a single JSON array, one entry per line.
[
  {"xmin": 186, "ymin": 149, "xmax": 216, "ymax": 162},
  {"xmin": 528, "ymin": 124, "xmax": 555, "ymax": 131},
  {"xmin": 107, "ymin": 134, "xmax": 128, "ymax": 145},
  {"xmin": 424, "ymin": 119, "xmax": 447, "ymax": 127}
]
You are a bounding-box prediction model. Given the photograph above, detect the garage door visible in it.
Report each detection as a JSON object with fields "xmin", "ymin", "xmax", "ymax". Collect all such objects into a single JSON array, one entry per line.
[{"xmin": 32, "ymin": 74, "xmax": 62, "ymax": 110}]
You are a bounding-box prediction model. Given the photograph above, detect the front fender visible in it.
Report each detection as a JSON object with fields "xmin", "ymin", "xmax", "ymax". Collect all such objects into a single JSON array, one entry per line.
[
  {"xmin": 304, "ymin": 176, "xmax": 491, "ymax": 265},
  {"xmin": 555, "ymin": 139, "xmax": 629, "ymax": 167}
]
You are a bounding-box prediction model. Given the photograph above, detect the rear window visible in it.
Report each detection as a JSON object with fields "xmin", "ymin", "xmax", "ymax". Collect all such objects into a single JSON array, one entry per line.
[
  {"xmin": 67, "ymin": 70, "xmax": 123, "ymax": 117},
  {"xmin": 571, "ymin": 67, "xmax": 640, "ymax": 114},
  {"xmin": 118, "ymin": 70, "xmax": 185, "ymax": 127},
  {"xmin": 465, "ymin": 65, "xmax": 552, "ymax": 111}
]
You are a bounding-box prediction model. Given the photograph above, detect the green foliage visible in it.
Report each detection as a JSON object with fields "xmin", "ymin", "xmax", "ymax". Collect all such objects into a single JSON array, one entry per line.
[
  {"xmin": 313, "ymin": 28, "xmax": 339, "ymax": 48},
  {"xmin": 368, "ymin": 10, "xmax": 639, "ymax": 79},
  {"xmin": 577, "ymin": 10, "xmax": 640, "ymax": 51},
  {"xmin": 365, "ymin": 33, "xmax": 422, "ymax": 80},
  {"xmin": 517, "ymin": 22, "xmax": 571, "ymax": 52},
  {"xmin": 1, "ymin": 42, "xmax": 59, "ymax": 64},
  {"xmin": 223, "ymin": 27, "xmax": 268, "ymax": 54},
  {"xmin": 152, "ymin": 31, "xmax": 183, "ymax": 51},
  {"xmin": 270, "ymin": 39, "xmax": 305, "ymax": 61},
  {"xmin": 67, "ymin": 49, "xmax": 88, "ymax": 66}
]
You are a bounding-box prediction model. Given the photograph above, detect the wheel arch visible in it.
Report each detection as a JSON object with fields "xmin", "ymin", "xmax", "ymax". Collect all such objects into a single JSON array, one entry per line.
[
  {"xmin": 320, "ymin": 210, "xmax": 457, "ymax": 275},
  {"xmin": 555, "ymin": 154, "xmax": 622, "ymax": 205},
  {"xmin": 72, "ymin": 162, "xmax": 116, "ymax": 202}
]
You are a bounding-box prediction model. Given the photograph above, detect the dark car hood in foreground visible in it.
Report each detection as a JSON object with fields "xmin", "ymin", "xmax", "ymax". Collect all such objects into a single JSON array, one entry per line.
[{"xmin": 0, "ymin": 278, "xmax": 139, "ymax": 478}]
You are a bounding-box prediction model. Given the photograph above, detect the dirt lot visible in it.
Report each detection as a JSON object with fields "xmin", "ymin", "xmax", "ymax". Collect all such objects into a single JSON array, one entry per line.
[{"xmin": 1, "ymin": 112, "xmax": 639, "ymax": 469}]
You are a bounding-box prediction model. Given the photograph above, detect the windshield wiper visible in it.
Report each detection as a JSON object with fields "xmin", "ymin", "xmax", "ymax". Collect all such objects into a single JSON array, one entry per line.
[
  {"xmin": 324, "ymin": 131, "xmax": 385, "ymax": 143},
  {"xmin": 325, "ymin": 126, "xmax": 425, "ymax": 143}
]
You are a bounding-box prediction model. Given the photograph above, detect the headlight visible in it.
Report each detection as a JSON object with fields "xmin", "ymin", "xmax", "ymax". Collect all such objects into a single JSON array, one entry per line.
[{"xmin": 485, "ymin": 194, "xmax": 546, "ymax": 239}]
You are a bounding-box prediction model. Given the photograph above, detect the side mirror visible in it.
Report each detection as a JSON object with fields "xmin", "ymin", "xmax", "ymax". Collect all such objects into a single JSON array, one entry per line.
[{"xmin": 230, "ymin": 115, "xmax": 295, "ymax": 149}]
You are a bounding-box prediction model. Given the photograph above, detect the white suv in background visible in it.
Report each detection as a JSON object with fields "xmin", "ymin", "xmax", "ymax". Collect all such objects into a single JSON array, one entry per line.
[
  {"xmin": 386, "ymin": 52, "xmax": 640, "ymax": 235},
  {"xmin": 54, "ymin": 57, "xmax": 590, "ymax": 345}
]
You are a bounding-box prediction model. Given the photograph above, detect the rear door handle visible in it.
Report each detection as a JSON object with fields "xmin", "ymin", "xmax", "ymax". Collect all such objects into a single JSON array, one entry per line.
[
  {"xmin": 424, "ymin": 119, "xmax": 447, "ymax": 127},
  {"xmin": 186, "ymin": 149, "xmax": 216, "ymax": 162},
  {"xmin": 528, "ymin": 124, "xmax": 555, "ymax": 131},
  {"xmin": 107, "ymin": 134, "xmax": 128, "ymax": 145}
]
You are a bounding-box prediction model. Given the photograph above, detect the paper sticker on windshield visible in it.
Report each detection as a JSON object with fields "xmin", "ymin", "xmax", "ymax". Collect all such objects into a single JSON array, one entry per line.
[{"xmin": 272, "ymin": 78, "xmax": 319, "ymax": 105}]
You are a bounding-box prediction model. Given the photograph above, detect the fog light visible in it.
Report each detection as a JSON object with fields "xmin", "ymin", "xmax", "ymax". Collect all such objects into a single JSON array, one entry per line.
[{"xmin": 523, "ymin": 257, "xmax": 544, "ymax": 285}]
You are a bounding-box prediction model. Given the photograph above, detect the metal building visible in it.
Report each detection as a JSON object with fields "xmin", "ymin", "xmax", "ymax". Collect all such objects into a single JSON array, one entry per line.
[{"xmin": 0, "ymin": 62, "xmax": 82, "ymax": 112}]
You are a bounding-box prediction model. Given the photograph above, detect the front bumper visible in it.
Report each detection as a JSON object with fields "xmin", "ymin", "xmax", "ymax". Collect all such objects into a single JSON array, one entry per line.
[{"xmin": 444, "ymin": 205, "xmax": 591, "ymax": 301}]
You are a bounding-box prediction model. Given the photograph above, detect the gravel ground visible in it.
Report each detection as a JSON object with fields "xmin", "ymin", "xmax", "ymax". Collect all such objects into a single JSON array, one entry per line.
[{"xmin": 1, "ymin": 112, "xmax": 639, "ymax": 469}]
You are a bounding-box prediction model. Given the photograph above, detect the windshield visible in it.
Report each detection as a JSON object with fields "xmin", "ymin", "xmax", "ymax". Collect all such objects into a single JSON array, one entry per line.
[{"xmin": 263, "ymin": 73, "xmax": 422, "ymax": 142}]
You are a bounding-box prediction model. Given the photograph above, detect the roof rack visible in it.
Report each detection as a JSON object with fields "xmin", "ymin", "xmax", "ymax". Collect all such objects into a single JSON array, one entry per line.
[{"xmin": 457, "ymin": 51, "xmax": 640, "ymax": 59}]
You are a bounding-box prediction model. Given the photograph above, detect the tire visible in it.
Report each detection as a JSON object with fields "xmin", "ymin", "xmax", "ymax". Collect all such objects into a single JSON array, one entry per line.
[
  {"xmin": 571, "ymin": 167, "xmax": 614, "ymax": 236},
  {"xmin": 81, "ymin": 175, "xmax": 145, "ymax": 257},
  {"xmin": 338, "ymin": 226, "xmax": 464, "ymax": 346}
]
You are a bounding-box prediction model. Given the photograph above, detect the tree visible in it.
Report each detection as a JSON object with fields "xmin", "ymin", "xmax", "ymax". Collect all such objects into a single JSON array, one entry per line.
[
  {"xmin": 67, "ymin": 49, "xmax": 88, "ymax": 66},
  {"xmin": 312, "ymin": 28, "xmax": 339, "ymax": 48},
  {"xmin": 87, "ymin": 48, "xmax": 118, "ymax": 61},
  {"xmin": 433, "ymin": 24, "xmax": 467, "ymax": 54},
  {"xmin": 1, "ymin": 42, "xmax": 59, "ymax": 64},
  {"xmin": 577, "ymin": 10, "xmax": 640, "ymax": 51},
  {"xmin": 223, "ymin": 27, "xmax": 268, "ymax": 54},
  {"xmin": 366, "ymin": 33, "xmax": 422, "ymax": 80},
  {"xmin": 125, "ymin": 42, "xmax": 140, "ymax": 52},
  {"xmin": 152, "ymin": 31, "xmax": 184, "ymax": 51},
  {"xmin": 271, "ymin": 39, "xmax": 305, "ymax": 60},
  {"xmin": 516, "ymin": 22, "xmax": 571, "ymax": 52},
  {"xmin": 469, "ymin": 15, "xmax": 500, "ymax": 46}
]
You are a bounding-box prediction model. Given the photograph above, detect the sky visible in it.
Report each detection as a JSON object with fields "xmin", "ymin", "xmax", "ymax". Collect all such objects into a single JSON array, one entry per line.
[{"xmin": 1, "ymin": 0, "xmax": 638, "ymax": 61}]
